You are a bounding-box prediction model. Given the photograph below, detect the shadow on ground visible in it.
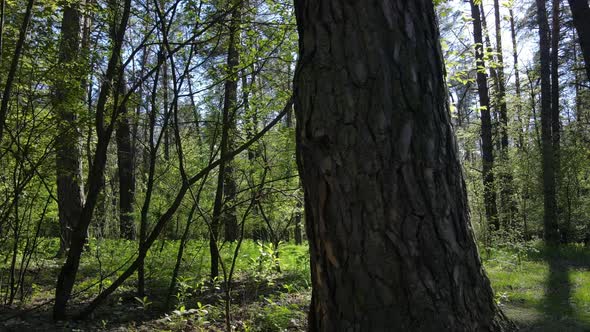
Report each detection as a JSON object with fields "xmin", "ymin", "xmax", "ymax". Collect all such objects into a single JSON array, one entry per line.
[
  {"xmin": 0, "ymin": 272, "xmax": 309, "ymax": 331},
  {"xmin": 504, "ymin": 246, "xmax": 590, "ymax": 332}
]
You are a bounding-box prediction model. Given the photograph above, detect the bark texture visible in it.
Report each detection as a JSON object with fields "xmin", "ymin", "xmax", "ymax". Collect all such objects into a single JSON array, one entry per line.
[
  {"xmin": 537, "ymin": 0, "xmax": 560, "ymax": 244},
  {"xmin": 567, "ymin": 0, "xmax": 590, "ymax": 80},
  {"xmin": 293, "ymin": 1, "xmax": 513, "ymax": 331}
]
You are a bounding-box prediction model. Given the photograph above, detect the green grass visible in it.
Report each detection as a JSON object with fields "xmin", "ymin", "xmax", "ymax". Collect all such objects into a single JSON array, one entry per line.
[
  {"xmin": 484, "ymin": 242, "xmax": 590, "ymax": 331},
  {"xmin": 2, "ymin": 238, "xmax": 590, "ymax": 331}
]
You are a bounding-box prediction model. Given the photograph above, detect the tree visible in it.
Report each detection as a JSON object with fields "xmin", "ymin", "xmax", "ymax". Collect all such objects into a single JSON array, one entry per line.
[
  {"xmin": 551, "ymin": 0, "xmax": 561, "ymax": 234},
  {"xmin": 0, "ymin": 0, "xmax": 35, "ymax": 142},
  {"xmin": 567, "ymin": 0, "xmax": 590, "ymax": 80},
  {"xmin": 221, "ymin": 0, "xmax": 242, "ymax": 245},
  {"xmin": 493, "ymin": 0, "xmax": 517, "ymax": 227},
  {"xmin": 536, "ymin": 0, "xmax": 560, "ymax": 244},
  {"xmin": 210, "ymin": 0, "xmax": 242, "ymax": 279},
  {"xmin": 293, "ymin": 0, "xmax": 513, "ymax": 330},
  {"xmin": 470, "ymin": 0, "xmax": 500, "ymax": 232},
  {"xmin": 111, "ymin": 0, "xmax": 136, "ymax": 240},
  {"xmin": 53, "ymin": 0, "xmax": 133, "ymax": 320},
  {"xmin": 53, "ymin": 2, "xmax": 85, "ymax": 256}
]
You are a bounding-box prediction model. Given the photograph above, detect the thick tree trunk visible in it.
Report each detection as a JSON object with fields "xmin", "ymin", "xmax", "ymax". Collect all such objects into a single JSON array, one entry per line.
[
  {"xmin": 293, "ymin": 1, "xmax": 513, "ymax": 330},
  {"xmin": 54, "ymin": 3, "xmax": 85, "ymax": 257},
  {"xmin": 470, "ymin": 1, "xmax": 500, "ymax": 232},
  {"xmin": 536, "ymin": 0, "xmax": 560, "ymax": 244},
  {"xmin": 567, "ymin": 0, "xmax": 590, "ymax": 80}
]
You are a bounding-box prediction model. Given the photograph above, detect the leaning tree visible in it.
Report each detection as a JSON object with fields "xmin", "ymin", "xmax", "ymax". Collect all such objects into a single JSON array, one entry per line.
[{"xmin": 293, "ymin": 0, "xmax": 514, "ymax": 330}]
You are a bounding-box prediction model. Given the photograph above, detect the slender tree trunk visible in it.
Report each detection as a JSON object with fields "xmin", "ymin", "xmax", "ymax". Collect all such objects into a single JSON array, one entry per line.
[
  {"xmin": 510, "ymin": 8, "xmax": 525, "ymax": 150},
  {"xmin": 210, "ymin": 0, "xmax": 242, "ymax": 278},
  {"xmin": 493, "ymin": 0, "xmax": 516, "ymax": 229},
  {"xmin": 0, "ymin": 0, "xmax": 35, "ymax": 142},
  {"xmin": 536, "ymin": 0, "xmax": 560, "ymax": 244},
  {"xmin": 510, "ymin": 7, "xmax": 529, "ymax": 239},
  {"xmin": 493, "ymin": 0, "xmax": 509, "ymax": 152},
  {"xmin": 138, "ymin": 60, "xmax": 163, "ymax": 296},
  {"xmin": 471, "ymin": 0, "xmax": 500, "ymax": 232},
  {"xmin": 551, "ymin": 0, "xmax": 561, "ymax": 217},
  {"xmin": 222, "ymin": 1, "xmax": 241, "ymax": 243},
  {"xmin": 567, "ymin": 0, "xmax": 590, "ymax": 80},
  {"xmin": 108, "ymin": 0, "xmax": 135, "ymax": 241},
  {"xmin": 0, "ymin": 0, "xmax": 5, "ymax": 67},
  {"xmin": 162, "ymin": 57, "xmax": 170, "ymax": 161},
  {"xmin": 54, "ymin": 3, "xmax": 85, "ymax": 257},
  {"xmin": 294, "ymin": 1, "xmax": 514, "ymax": 330}
]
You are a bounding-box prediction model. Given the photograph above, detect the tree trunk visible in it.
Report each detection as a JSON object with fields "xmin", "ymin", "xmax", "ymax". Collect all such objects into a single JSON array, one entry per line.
[
  {"xmin": 510, "ymin": 7, "xmax": 525, "ymax": 150},
  {"xmin": 116, "ymin": 78, "xmax": 136, "ymax": 240},
  {"xmin": 510, "ymin": 6, "xmax": 529, "ymax": 239},
  {"xmin": 210, "ymin": 0, "xmax": 242, "ymax": 278},
  {"xmin": 470, "ymin": 0, "xmax": 500, "ymax": 232},
  {"xmin": 108, "ymin": 0, "xmax": 135, "ymax": 241},
  {"xmin": 222, "ymin": 0, "xmax": 241, "ymax": 243},
  {"xmin": 293, "ymin": 1, "xmax": 513, "ymax": 330},
  {"xmin": 53, "ymin": 0, "xmax": 132, "ymax": 320},
  {"xmin": 493, "ymin": 0, "xmax": 509, "ymax": 152},
  {"xmin": 536, "ymin": 0, "xmax": 560, "ymax": 244},
  {"xmin": 493, "ymin": 0, "xmax": 516, "ymax": 229},
  {"xmin": 0, "ymin": 0, "xmax": 35, "ymax": 142},
  {"xmin": 551, "ymin": 0, "xmax": 562, "ymax": 239},
  {"xmin": 54, "ymin": 3, "xmax": 85, "ymax": 257},
  {"xmin": 567, "ymin": 0, "xmax": 590, "ymax": 80}
]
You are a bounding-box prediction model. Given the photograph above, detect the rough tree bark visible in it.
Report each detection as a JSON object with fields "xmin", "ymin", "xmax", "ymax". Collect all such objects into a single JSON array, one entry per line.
[
  {"xmin": 293, "ymin": 0, "xmax": 514, "ymax": 330},
  {"xmin": 470, "ymin": 0, "xmax": 500, "ymax": 232},
  {"xmin": 567, "ymin": 0, "xmax": 590, "ymax": 80},
  {"xmin": 536, "ymin": 0, "xmax": 560, "ymax": 244},
  {"xmin": 54, "ymin": 3, "xmax": 85, "ymax": 257}
]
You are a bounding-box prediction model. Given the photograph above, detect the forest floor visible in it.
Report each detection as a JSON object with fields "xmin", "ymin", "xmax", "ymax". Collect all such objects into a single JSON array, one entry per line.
[{"xmin": 0, "ymin": 240, "xmax": 589, "ymax": 331}]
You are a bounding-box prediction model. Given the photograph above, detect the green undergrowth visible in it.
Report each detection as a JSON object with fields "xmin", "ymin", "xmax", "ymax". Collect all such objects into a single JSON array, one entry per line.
[
  {"xmin": 483, "ymin": 241, "xmax": 590, "ymax": 331},
  {"xmin": 2, "ymin": 239, "xmax": 590, "ymax": 331}
]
